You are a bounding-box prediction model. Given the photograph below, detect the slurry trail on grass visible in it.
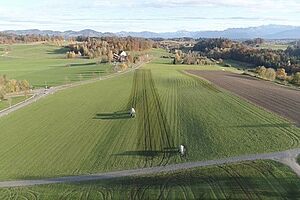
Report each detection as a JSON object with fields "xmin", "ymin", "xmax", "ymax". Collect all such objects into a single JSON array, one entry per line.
[
  {"xmin": 127, "ymin": 69, "xmax": 176, "ymax": 167},
  {"xmin": 0, "ymin": 61, "xmax": 146, "ymax": 118},
  {"xmin": 0, "ymin": 148, "xmax": 300, "ymax": 188}
]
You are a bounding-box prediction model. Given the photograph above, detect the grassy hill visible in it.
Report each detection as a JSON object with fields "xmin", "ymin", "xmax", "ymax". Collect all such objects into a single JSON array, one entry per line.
[
  {"xmin": 0, "ymin": 49, "xmax": 298, "ymax": 181},
  {"xmin": 0, "ymin": 43, "xmax": 112, "ymax": 87}
]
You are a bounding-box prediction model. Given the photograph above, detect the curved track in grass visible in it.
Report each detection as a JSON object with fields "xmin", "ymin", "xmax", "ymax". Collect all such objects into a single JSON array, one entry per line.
[{"xmin": 0, "ymin": 148, "xmax": 300, "ymax": 188}]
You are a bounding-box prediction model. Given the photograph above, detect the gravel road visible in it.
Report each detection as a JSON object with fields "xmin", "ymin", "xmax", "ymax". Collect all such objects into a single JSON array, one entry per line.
[{"xmin": 0, "ymin": 148, "xmax": 299, "ymax": 188}]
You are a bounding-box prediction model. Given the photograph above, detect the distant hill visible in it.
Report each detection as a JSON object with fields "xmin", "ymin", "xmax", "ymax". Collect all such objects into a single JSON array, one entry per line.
[
  {"xmin": 2, "ymin": 25, "xmax": 300, "ymax": 39},
  {"xmin": 3, "ymin": 29, "xmax": 116, "ymax": 38}
]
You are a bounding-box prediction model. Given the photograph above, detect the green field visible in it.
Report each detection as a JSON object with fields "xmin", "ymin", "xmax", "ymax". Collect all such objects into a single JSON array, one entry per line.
[
  {"xmin": 0, "ymin": 43, "xmax": 112, "ymax": 87},
  {"xmin": 256, "ymin": 43, "xmax": 289, "ymax": 50},
  {"xmin": 0, "ymin": 96, "xmax": 30, "ymax": 110},
  {"xmin": 223, "ymin": 59, "xmax": 256, "ymax": 69},
  {"xmin": 1, "ymin": 160, "xmax": 299, "ymax": 199},
  {"xmin": 0, "ymin": 49, "xmax": 299, "ymax": 181}
]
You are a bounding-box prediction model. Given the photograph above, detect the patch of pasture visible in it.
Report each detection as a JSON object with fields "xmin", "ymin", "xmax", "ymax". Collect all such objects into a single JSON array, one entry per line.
[
  {"xmin": 0, "ymin": 44, "xmax": 112, "ymax": 87},
  {"xmin": 0, "ymin": 96, "xmax": 30, "ymax": 111},
  {"xmin": 0, "ymin": 161, "xmax": 299, "ymax": 199}
]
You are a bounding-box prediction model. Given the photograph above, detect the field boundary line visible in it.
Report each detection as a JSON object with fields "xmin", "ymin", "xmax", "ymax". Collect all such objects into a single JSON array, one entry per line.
[
  {"xmin": 0, "ymin": 95, "xmax": 35, "ymax": 114},
  {"xmin": 0, "ymin": 148, "xmax": 300, "ymax": 188},
  {"xmin": 184, "ymin": 70, "xmax": 300, "ymax": 127}
]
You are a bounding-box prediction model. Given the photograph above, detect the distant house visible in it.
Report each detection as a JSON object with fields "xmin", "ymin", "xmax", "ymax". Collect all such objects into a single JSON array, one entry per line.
[
  {"xmin": 113, "ymin": 51, "xmax": 128, "ymax": 62},
  {"xmin": 120, "ymin": 51, "xmax": 127, "ymax": 57},
  {"xmin": 119, "ymin": 51, "xmax": 127, "ymax": 62}
]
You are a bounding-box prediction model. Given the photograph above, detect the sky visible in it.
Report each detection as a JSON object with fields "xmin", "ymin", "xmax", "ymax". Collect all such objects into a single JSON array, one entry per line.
[{"xmin": 0, "ymin": 0, "xmax": 299, "ymax": 32}]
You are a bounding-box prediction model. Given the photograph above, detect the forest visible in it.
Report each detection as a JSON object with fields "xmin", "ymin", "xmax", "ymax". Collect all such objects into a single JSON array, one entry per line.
[
  {"xmin": 0, "ymin": 33, "xmax": 65, "ymax": 45},
  {"xmin": 67, "ymin": 37, "xmax": 154, "ymax": 60},
  {"xmin": 192, "ymin": 38, "xmax": 300, "ymax": 74},
  {"xmin": 0, "ymin": 75, "xmax": 30, "ymax": 100}
]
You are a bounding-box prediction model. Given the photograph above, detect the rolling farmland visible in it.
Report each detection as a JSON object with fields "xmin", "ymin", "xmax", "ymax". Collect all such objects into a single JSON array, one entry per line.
[
  {"xmin": 2, "ymin": 1, "xmax": 300, "ymax": 198},
  {"xmin": 0, "ymin": 51, "xmax": 299, "ymax": 182}
]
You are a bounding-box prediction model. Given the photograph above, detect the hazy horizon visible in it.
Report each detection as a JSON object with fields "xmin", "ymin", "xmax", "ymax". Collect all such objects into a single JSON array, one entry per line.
[
  {"xmin": 0, "ymin": 0, "xmax": 299, "ymax": 32},
  {"xmin": 2, "ymin": 24, "xmax": 299, "ymax": 33}
]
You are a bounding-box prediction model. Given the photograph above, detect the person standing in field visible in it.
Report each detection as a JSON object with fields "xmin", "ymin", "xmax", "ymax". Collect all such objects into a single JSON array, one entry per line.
[{"xmin": 130, "ymin": 107, "xmax": 136, "ymax": 118}]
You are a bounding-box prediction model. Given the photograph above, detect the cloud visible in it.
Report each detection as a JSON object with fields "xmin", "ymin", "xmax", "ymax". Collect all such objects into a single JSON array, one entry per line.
[
  {"xmin": 0, "ymin": 0, "xmax": 299, "ymax": 32},
  {"xmin": 91, "ymin": 0, "xmax": 300, "ymax": 10}
]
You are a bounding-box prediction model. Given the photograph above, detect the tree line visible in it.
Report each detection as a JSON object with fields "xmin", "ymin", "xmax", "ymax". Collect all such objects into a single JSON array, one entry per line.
[
  {"xmin": 0, "ymin": 33, "xmax": 66, "ymax": 45},
  {"xmin": 192, "ymin": 38, "xmax": 300, "ymax": 74},
  {"xmin": 66, "ymin": 37, "xmax": 154, "ymax": 60},
  {"xmin": 255, "ymin": 66, "xmax": 300, "ymax": 85},
  {"xmin": 0, "ymin": 75, "xmax": 30, "ymax": 100},
  {"xmin": 173, "ymin": 50, "xmax": 217, "ymax": 65}
]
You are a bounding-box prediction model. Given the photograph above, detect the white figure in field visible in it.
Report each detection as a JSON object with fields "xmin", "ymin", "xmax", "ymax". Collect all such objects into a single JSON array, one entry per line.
[
  {"xmin": 130, "ymin": 107, "xmax": 136, "ymax": 118},
  {"xmin": 179, "ymin": 145, "xmax": 185, "ymax": 156}
]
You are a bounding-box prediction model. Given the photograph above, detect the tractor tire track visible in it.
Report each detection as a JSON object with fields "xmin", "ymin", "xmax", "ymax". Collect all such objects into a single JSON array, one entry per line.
[
  {"xmin": 242, "ymin": 162, "xmax": 285, "ymax": 199},
  {"xmin": 129, "ymin": 69, "xmax": 175, "ymax": 167}
]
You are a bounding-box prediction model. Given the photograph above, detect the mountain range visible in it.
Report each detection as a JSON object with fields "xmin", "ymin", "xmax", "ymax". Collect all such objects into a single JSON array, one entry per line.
[{"xmin": 2, "ymin": 25, "xmax": 300, "ymax": 39}]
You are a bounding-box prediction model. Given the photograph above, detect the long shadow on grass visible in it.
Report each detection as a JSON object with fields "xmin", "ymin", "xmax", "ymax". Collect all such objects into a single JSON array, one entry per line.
[
  {"xmin": 46, "ymin": 47, "xmax": 69, "ymax": 55},
  {"xmin": 115, "ymin": 148, "xmax": 179, "ymax": 158},
  {"xmin": 94, "ymin": 111, "xmax": 132, "ymax": 120},
  {"xmin": 227, "ymin": 123, "xmax": 293, "ymax": 128},
  {"xmin": 69, "ymin": 62, "xmax": 97, "ymax": 67},
  {"xmin": 85, "ymin": 177, "xmax": 300, "ymax": 199},
  {"xmin": 225, "ymin": 73, "xmax": 259, "ymax": 81}
]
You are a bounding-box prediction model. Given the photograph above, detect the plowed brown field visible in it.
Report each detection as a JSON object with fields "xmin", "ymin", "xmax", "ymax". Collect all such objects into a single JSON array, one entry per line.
[{"xmin": 186, "ymin": 70, "xmax": 300, "ymax": 126}]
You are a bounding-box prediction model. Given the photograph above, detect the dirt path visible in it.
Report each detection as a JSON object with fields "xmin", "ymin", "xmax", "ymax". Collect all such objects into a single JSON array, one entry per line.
[
  {"xmin": 0, "ymin": 61, "xmax": 147, "ymax": 118},
  {"xmin": 0, "ymin": 148, "xmax": 300, "ymax": 188},
  {"xmin": 186, "ymin": 70, "xmax": 300, "ymax": 126},
  {"xmin": 277, "ymin": 157, "xmax": 300, "ymax": 176}
]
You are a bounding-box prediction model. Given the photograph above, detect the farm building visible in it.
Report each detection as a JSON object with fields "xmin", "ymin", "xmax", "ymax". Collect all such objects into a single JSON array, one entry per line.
[
  {"xmin": 119, "ymin": 51, "xmax": 127, "ymax": 62},
  {"xmin": 113, "ymin": 51, "xmax": 128, "ymax": 62}
]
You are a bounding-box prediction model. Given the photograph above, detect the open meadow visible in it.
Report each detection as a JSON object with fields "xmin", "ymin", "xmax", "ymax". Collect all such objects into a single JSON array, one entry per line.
[
  {"xmin": 0, "ymin": 48, "xmax": 299, "ymax": 182},
  {"xmin": 0, "ymin": 44, "xmax": 112, "ymax": 87}
]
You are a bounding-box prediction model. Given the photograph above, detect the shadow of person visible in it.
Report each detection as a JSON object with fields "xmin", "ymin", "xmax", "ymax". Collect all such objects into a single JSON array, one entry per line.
[
  {"xmin": 115, "ymin": 147, "xmax": 179, "ymax": 158},
  {"xmin": 94, "ymin": 110, "xmax": 131, "ymax": 120}
]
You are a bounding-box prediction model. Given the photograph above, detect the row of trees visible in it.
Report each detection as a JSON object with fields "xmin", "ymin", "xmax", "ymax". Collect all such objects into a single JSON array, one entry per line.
[
  {"xmin": 255, "ymin": 66, "xmax": 277, "ymax": 81},
  {"xmin": 192, "ymin": 38, "xmax": 300, "ymax": 74},
  {"xmin": 243, "ymin": 38, "xmax": 264, "ymax": 46},
  {"xmin": 0, "ymin": 75, "xmax": 30, "ymax": 100},
  {"xmin": 0, "ymin": 33, "xmax": 66, "ymax": 45},
  {"xmin": 173, "ymin": 50, "xmax": 216, "ymax": 65},
  {"xmin": 255, "ymin": 66, "xmax": 300, "ymax": 85},
  {"xmin": 67, "ymin": 37, "xmax": 154, "ymax": 60}
]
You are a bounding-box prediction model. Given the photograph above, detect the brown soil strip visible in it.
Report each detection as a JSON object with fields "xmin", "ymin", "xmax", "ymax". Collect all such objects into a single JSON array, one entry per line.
[{"xmin": 186, "ymin": 70, "xmax": 300, "ymax": 126}]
